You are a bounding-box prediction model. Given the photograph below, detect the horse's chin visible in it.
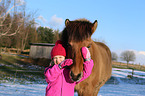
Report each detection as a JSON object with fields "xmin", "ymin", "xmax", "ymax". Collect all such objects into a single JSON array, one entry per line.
[{"xmin": 69, "ymin": 71, "xmax": 83, "ymax": 82}]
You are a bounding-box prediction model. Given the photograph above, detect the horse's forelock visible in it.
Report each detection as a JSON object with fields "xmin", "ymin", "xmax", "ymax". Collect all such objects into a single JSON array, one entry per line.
[{"xmin": 61, "ymin": 20, "xmax": 93, "ymax": 42}]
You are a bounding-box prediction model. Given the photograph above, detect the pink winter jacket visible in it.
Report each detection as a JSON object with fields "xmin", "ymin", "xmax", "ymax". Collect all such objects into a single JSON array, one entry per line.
[{"xmin": 44, "ymin": 59, "xmax": 94, "ymax": 96}]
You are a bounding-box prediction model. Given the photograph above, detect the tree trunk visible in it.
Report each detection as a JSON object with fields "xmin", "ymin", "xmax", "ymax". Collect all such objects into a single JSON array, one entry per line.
[
  {"xmin": 0, "ymin": 55, "xmax": 2, "ymax": 60},
  {"xmin": 127, "ymin": 61, "xmax": 129, "ymax": 67}
]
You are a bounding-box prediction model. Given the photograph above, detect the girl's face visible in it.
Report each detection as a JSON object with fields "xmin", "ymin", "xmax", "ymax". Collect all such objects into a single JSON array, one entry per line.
[{"xmin": 53, "ymin": 55, "xmax": 65, "ymax": 65}]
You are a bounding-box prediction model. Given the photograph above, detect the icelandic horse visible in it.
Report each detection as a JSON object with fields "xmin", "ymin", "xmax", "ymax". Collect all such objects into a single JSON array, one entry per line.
[{"xmin": 61, "ymin": 18, "xmax": 112, "ymax": 96}]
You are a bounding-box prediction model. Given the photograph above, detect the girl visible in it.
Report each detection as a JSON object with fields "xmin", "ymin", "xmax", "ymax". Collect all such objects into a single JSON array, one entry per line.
[{"xmin": 44, "ymin": 40, "xmax": 94, "ymax": 96}]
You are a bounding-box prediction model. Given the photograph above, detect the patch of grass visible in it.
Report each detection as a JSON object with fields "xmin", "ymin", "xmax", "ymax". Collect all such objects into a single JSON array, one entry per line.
[{"xmin": 0, "ymin": 54, "xmax": 45, "ymax": 84}]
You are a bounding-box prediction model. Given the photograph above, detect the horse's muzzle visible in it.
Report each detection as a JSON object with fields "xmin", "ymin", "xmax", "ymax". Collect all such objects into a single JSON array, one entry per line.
[{"xmin": 69, "ymin": 71, "xmax": 83, "ymax": 82}]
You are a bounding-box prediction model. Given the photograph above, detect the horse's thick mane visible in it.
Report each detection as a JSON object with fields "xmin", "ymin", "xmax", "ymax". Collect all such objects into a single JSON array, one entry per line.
[{"xmin": 61, "ymin": 19, "xmax": 93, "ymax": 43}]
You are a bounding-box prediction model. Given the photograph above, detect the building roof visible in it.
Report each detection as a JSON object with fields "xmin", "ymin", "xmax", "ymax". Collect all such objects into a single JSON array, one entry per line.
[{"xmin": 30, "ymin": 43, "xmax": 55, "ymax": 46}]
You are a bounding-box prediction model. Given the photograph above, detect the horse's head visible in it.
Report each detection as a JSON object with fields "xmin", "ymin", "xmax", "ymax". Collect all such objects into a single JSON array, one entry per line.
[{"xmin": 61, "ymin": 18, "xmax": 98, "ymax": 82}]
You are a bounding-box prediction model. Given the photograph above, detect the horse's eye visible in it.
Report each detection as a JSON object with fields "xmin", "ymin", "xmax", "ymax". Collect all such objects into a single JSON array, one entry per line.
[
  {"xmin": 67, "ymin": 43, "xmax": 71, "ymax": 47},
  {"xmin": 87, "ymin": 43, "xmax": 92, "ymax": 48},
  {"xmin": 87, "ymin": 45, "xmax": 91, "ymax": 48}
]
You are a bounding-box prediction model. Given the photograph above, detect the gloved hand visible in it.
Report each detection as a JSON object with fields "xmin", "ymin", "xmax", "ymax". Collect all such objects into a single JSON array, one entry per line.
[
  {"xmin": 81, "ymin": 47, "xmax": 91, "ymax": 61},
  {"xmin": 58, "ymin": 59, "xmax": 73, "ymax": 69}
]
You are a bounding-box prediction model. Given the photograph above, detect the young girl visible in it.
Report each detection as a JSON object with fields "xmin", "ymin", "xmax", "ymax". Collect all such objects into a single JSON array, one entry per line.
[{"xmin": 44, "ymin": 40, "xmax": 94, "ymax": 96}]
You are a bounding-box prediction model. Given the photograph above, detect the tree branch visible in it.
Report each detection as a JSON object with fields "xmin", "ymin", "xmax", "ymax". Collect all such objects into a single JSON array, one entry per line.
[{"xmin": 0, "ymin": 18, "xmax": 24, "ymax": 37}]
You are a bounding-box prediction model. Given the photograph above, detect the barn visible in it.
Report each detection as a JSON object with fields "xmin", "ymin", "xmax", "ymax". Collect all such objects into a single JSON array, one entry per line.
[{"xmin": 29, "ymin": 43, "xmax": 55, "ymax": 59}]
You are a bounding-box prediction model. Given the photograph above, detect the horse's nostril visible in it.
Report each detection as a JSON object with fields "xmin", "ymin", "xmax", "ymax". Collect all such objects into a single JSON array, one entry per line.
[
  {"xmin": 77, "ymin": 73, "xmax": 82, "ymax": 78},
  {"xmin": 69, "ymin": 71, "xmax": 83, "ymax": 82},
  {"xmin": 70, "ymin": 71, "xmax": 74, "ymax": 77}
]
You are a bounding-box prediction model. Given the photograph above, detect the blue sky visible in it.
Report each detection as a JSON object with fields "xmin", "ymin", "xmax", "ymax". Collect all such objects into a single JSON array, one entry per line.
[{"xmin": 25, "ymin": 0, "xmax": 145, "ymax": 64}]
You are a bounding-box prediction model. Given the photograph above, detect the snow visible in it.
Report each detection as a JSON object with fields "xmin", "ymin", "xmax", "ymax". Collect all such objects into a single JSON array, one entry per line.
[
  {"xmin": 98, "ymin": 84, "xmax": 145, "ymax": 96},
  {"xmin": 0, "ymin": 83, "xmax": 46, "ymax": 96},
  {"xmin": 98, "ymin": 68, "xmax": 145, "ymax": 96},
  {"xmin": 0, "ymin": 68, "xmax": 145, "ymax": 96}
]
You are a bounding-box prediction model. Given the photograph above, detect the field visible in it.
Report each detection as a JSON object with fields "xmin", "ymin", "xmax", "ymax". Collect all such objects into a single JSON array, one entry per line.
[{"xmin": 0, "ymin": 54, "xmax": 145, "ymax": 96}]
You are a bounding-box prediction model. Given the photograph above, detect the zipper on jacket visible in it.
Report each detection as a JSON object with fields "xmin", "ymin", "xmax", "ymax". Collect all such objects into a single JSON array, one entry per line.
[{"xmin": 61, "ymin": 72, "xmax": 63, "ymax": 96}]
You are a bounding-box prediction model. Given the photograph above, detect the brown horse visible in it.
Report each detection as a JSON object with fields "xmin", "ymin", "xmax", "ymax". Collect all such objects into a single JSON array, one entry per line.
[{"xmin": 61, "ymin": 18, "xmax": 112, "ymax": 96}]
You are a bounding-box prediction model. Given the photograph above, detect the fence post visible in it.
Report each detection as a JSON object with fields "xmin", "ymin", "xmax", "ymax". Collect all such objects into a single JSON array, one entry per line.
[
  {"xmin": 132, "ymin": 63, "xmax": 134, "ymax": 69},
  {"xmin": 139, "ymin": 63, "xmax": 141, "ymax": 70}
]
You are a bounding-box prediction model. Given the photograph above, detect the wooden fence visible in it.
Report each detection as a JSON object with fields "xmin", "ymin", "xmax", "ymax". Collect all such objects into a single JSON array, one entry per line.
[
  {"xmin": 112, "ymin": 61, "xmax": 145, "ymax": 71},
  {"xmin": 0, "ymin": 47, "xmax": 29, "ymax": 55}
]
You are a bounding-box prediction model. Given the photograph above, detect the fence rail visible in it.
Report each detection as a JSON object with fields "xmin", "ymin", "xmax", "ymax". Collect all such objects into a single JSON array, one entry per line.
[
  {"xmin": 112, "ymin": 61, "xmax": 145, "ymax": 71},
  {"xmin": 0, "ymin": 47, "xmax": 29, "ymax": 55}
]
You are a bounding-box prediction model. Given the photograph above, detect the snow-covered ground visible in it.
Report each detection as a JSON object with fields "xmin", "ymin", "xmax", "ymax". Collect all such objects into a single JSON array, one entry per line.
[
  {"xmin": 98, "ymin": 68, "xmax": 145, "ymax": 96},
  {"xmin": 0, "ymin": 68, "xmax": 145, "ymax": 96},
  {"xmin": 0, "ymin": 83, "xmax": 46, "ymax": 96}
]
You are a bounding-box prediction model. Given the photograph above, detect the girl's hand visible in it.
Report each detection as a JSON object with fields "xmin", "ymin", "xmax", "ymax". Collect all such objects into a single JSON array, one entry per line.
[
  {"xmin": 81, "ymin": 47, "xmax": 91, "ymax": 61},
  {"xmin": 58, "ymin": 59, "xmax": 73, "ymax": 69}
]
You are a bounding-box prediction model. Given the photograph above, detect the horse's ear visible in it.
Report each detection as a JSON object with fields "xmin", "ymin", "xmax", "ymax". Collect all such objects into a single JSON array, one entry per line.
[
  {"xmin": 65, "ymin": 19, "xmax": 70, "ymax": 26},
  {"xmin": 92, "ymin": 20, "xmax": 98, "ymax": 33}
]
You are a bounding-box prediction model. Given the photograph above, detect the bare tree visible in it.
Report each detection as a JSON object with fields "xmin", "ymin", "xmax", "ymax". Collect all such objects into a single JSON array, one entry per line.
[
  {"xmin": 111, "ymin": 52, "xmax": 118, "ymax": 61},
  {"xmin": 0, "ymin": 0, "xmax": 24, "ymax": 37},
  {"xmin": 0, "ymin": 0, "xmax": 37, "ymax": 54},
  {"xmin": 120, "ymin": 50, "xmax": 136, "ymax": 66},
  {"xmin": 19, "ymin": 7, "xmax": 37, "ymax": 51}
]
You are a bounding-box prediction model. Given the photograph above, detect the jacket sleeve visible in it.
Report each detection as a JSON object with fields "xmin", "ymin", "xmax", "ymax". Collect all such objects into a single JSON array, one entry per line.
[
  {"xmin": 44, "ymin": 64, "xmax": 62, "ymax": 83},
  {"xmin": 76, "ymin": 59, "xmax": 94, "ymax": 84}
]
